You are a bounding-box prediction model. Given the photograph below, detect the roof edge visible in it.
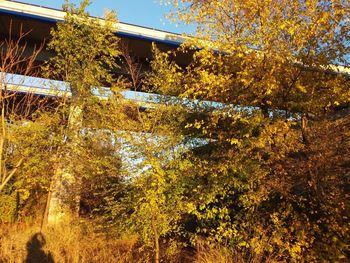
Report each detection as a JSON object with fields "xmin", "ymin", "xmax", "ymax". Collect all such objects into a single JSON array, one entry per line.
[{"xmin": 0, "ymin": 0, "xmax": 186, "ymax": 46}]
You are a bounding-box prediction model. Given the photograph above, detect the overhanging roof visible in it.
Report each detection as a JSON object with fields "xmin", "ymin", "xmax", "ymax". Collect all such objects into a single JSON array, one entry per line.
[
  {"xmin": 0, "ymin": 0, "xmax": 192, "ymax": 65},
  {"xmin": 0, "ymin": 0, "xmax": 186, "ymax": 46},
  {"xmin": 1, "ymin": 1, "xmax": 348, "ymax": 75}
]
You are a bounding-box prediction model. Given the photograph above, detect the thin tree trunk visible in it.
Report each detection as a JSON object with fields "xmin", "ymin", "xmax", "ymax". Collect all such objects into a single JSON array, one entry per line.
[
  {"xmin": 0, "ymin": 157, "xmax": 24, "ymax": 193},
  {"xmin": 151, "ymin": 214, "xmax": 160, "ymax": 263},
  {"xmin": 301, "ymin": 115, "xmax": 309, "ymax": 145},
  {"xmin": 0, "ymin": 105, "xmax": 6, "ymax": 185}
]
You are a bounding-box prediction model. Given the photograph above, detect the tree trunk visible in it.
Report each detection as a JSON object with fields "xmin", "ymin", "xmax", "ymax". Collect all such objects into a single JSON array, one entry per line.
[
  {"xmin": 301, "ymin": 115, "xmax": 309, "ymax": 145},
  {"xmin": 151, "ymin": 214, "xmax": 160, "ymax": 263}
]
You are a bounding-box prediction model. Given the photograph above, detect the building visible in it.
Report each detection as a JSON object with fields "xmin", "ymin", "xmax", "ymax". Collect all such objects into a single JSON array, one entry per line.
[{"xmin": 0, "ymin": 0, "xmax": 192, "ymax": 100}]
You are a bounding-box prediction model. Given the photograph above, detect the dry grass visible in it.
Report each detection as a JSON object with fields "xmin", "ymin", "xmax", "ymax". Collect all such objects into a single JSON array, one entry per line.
[
  {"xmin": 194, "ymin": 239, "xmax": 280, "ymax": 263},
  {"xmin": 1, "ymin": 223, "xmax": 283, "ymax": 263},
  {"xmin": 0, "ymin": 221, "xmax": 139, "ymax": 263}
]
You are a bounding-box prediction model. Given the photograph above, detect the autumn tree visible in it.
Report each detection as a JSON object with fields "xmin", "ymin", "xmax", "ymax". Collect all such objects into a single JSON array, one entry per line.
[
  {"xmin": 166, "ymin": 0, "xmax": 350, "ymax": 115},
  {"xmin": 145, "ymin": 0, "xmax": 350, "ymax": 261},
  {"xmin": 0, "ymin": 29, "xmax": 63, "ymax": 223},
  {"xmin": 92, "ymin": 44, "xmax": 190, "ymax": 262},
  {"xmin": 126, "ymin": 104, "xmax": 190, "ymax": 263},
  {"xmin": 43, "ymin": 0, "xmax": 126, "ymax": 224}
]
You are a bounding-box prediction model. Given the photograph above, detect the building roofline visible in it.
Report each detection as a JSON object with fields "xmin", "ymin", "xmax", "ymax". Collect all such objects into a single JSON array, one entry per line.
[
  {"xmin": 0, "ymin": 0, "xmax": 186, "ymax": 47},
  {"xmin": 1, "ymin": 1, "xmax": 348, "ymax": 75}
]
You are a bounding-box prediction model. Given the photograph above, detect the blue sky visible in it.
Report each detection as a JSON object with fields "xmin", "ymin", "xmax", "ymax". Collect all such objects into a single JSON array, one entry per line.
[{"xmin": 17, "ymin": 0, "xmax": 190, "ymax": 34}]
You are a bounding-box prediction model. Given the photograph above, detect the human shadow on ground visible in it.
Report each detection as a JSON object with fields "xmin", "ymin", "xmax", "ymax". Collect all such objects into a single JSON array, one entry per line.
[{"xmin": 24, "ymin": 233, "xmax": 54, "ymax": 263}]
